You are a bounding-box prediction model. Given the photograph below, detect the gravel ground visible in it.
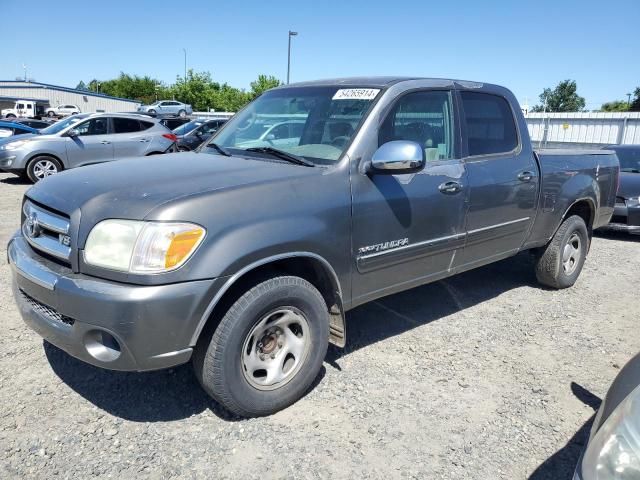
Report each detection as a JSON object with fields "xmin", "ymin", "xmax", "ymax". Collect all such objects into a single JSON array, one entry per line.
[{"xmin": 0, "ymin": 171, "xmax": 638, "ymax": 479}]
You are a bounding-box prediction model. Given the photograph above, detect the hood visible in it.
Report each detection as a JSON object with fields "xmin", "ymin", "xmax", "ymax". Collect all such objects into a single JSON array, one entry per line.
[
  {"xmin": 618, "ymin": 172, "xmax": 640, "ymax": 199},
  {"xmin": 0, "ymin": 132, "xmax": 39, "ymax": 145},
  {"xmin": 26, "ymin": 151, "xmax": 322, "ymax": 235}
]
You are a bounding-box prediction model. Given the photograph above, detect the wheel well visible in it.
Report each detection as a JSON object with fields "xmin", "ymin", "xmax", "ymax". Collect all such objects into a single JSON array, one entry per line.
[
  {"xmin": 195, "ymin": 256, "xmax": 345, "ymax": 349},
  {"xmin": 564, "ymin": 200, "xmax": 594, "ymax": 231}
]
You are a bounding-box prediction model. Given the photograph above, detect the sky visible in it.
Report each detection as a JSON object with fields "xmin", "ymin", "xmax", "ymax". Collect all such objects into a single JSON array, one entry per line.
[{"xmin": 1, "ymin": 0, "xmax": 638, "ymax": 110}]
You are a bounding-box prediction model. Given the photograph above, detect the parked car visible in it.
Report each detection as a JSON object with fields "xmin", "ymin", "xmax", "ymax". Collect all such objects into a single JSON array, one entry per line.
[
  {"xmin": 137, "ymin": 100, "xmax": 192, "ymax": 117},
  {"xmin": 175, "ymin": 118, "xmax": 227, "ymax": 151},
  {"xmin": 600, "ymin": 145, "xmax": 640, "ymax": 234},
  {"xmin": 11, "ymin": 118, "xmax": 55, "ymax": 130},
  {"xmin": 8, "ymin": 77, "xmax": 618, "ymax": 417},
  {"xmin": 0, "ymin": 113, "xmax": 177, "ymax": 182},
  {"xmin": 1, "ymin": 99, "xmax": 48, "ymax": 119},
  {"xmin": 0, "ymin": 120, "xmax": 40, "ymax": 139},
  {"xmin": 45, "ymin": 104, "xmax": 80, "ymax": 118},
  {"xmin": 573, "ymin": 351, "xmax": 640, "ymax": 480},
  {"xmin": 236, "ymin": 120, "xmax": 306, "ymax": 150},
  {"xmin": 160, "ymin": 117, "xmax": 191, "ymax": 131}
]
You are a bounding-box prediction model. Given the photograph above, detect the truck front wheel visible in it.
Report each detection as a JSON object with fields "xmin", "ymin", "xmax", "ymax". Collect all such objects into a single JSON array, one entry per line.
[
  {"xmin": 534, "ymin": 215, "xmax": 589, "ymax": 289},
  {"xmin": 193, "ymin": 275, "xmax": 329, "ymax": 417}
]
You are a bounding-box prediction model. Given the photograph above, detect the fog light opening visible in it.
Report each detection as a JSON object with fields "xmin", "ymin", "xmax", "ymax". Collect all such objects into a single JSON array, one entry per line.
[{"xmin": 84, "ymin": 330, "xmax": 122, "ymax": 362}]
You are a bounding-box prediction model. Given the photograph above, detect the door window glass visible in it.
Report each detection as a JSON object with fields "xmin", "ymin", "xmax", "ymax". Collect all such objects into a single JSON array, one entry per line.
[
  {"xmin": 460, "ymin": 92, "xmax": 518, "ymax": 156},
  {"xmin": 113, "ymin": 118, "xmax": 142, "ymax": 133},
  {"xmin": 74, "ymin": 118, "xmax": 109, "ymax": 136},
  {"xmin": 380, "ymin": 90, "xmax": 454, "ymax": 161}
]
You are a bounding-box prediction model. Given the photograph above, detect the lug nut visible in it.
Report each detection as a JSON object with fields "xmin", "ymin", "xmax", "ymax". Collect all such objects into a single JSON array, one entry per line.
[
  {"xmin": 259, "ymin": 354, "xmax": 265, "ymax": 361},
  {"xmin": 278, "ymin": 341, "xmax": 283, "ymax": 348},
  {"xmin": 270, "ymin": 353, "xmax": 276, "ymax": 359}
]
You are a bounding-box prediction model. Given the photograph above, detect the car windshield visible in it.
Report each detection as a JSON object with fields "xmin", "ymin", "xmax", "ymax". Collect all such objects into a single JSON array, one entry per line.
[
  {"xmin": 207, "ymin": 86, "xmax": 381, "ymax": 165},
  {"xmin": 614, "ymin": 148, "xmax": 640, "ymax": 172},
  {"xmin": 173, "ymin": 120, "xmax": 204, "ymax": 136},
  {"xmin": 40, "ymin": 116, "xmax": 86, "ymax": 135}
]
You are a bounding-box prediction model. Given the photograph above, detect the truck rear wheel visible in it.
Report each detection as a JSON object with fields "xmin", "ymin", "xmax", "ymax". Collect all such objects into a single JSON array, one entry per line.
[
  {"xmin": 535, "ymin": 215, "xmax": 588, "ymax": 289},
  {"xmin": 193, "ymin": 275, "xmax": 329, "ymax": 417}
]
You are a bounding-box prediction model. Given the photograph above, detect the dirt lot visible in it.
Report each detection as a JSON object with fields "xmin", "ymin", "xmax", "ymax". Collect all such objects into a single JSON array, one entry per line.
[{"xmin": 0, "ymin": 171, "xmax": 638, "ymax": 479}]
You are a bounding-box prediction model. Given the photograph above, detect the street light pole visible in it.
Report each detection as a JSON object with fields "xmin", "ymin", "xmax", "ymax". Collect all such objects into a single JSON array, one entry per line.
[
  {"xmin": 183, "ymin": 48, "xmax": 187, "ymax": 82},
  {"xmin": 287, "ymin": 30, "xmax": 298, "ymax": 84},
  {"xmin": 627, "ymin": 93, "xmax": 632, "ymax": 107}
]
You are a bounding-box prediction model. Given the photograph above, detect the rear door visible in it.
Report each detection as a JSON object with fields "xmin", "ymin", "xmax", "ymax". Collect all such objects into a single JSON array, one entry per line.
[
  {"xmin": 351, "ymin": 89, "xmax": 468, "ymax": 304},
  {"xmin": 112, "ymin": 117, "xmax": 152, "ymax": 157},
  {"xmin": 65, "ymin": 117, "xmax": 114, "ymax": 167},
  {"xmin": 455, "ymin": 90, "xmax": 538, "ymax": 270}
]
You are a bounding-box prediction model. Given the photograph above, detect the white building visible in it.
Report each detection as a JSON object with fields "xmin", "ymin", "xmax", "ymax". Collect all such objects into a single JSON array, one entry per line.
[{"xmin": 0, "ymin": 80, "xmax": 141, "ymax": 114}]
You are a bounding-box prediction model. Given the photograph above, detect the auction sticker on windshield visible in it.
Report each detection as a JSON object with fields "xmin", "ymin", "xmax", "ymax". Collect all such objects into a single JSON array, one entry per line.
[{"xmin": 332, "ymin": 89, "xmax": 380, "ymax": 100}]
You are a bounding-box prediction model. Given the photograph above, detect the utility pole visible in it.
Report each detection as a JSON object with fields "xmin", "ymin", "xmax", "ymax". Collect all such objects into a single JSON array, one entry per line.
[
  {"xmin": 627, "ymin": 93, "xmax": 632, "ymax": 107},
  {"xmin": 183, "ymin": 48, "xmax": 187, "ymax": 82},
  {"xmin": 287, "ymin": 31, "xmax": 298, "ymax": 84}
]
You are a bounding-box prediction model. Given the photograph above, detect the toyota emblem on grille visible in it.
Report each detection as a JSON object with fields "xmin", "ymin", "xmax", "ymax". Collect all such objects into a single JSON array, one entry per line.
[{"xmin": 25, "ymin": 212, "xmax": 41, "ymax": 238}]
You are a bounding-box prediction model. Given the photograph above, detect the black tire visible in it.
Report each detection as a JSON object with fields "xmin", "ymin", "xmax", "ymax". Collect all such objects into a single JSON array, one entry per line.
[
  {"xmin": 535, "ymin": 215, "xmax": 589, "ymax": 289},
  {"xmin": 26, "ymin": 156, "xmax": 63, "ymax": 183},
  {"xmin": 148, "ymin": 109, "xmax": 156, "ymax": 115},
  {"xmin": 178, "ymin": 145, "xmax": 190, "ymax": 152},
  {"xmin": 47, "ymin": 111, "xmax": 55, "ymax": 117},
  {"xmin": 193, "ymin": 276, "xmax": 329, "ymax": 417},
  {"xmin": 178, "ymin": 109, "xmax": 186, "ymax": 118},
  {"xmin": 6, "ymin": 114, "xmax": 16, "ymax": 119}
]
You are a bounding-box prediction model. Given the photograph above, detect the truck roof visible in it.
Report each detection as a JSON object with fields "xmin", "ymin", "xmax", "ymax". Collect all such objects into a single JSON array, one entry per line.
[{"xmin": 281, "ymin": 76, "xmax": 503, "ymax": 90}]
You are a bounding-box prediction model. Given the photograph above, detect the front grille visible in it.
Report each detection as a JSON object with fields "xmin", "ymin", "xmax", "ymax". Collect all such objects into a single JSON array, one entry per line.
[
  {"xmin": 19, "ymin": 289, "xmax": 75, "ymax": 326},
  {"xmin": 22, "ymin": 200, "xmax": 71, "ymax": 265}
]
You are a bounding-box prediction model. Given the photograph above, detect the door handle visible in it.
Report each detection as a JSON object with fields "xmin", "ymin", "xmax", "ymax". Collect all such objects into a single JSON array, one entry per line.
[
  {"xmin": 139, "ymin": 138, "xmax": 150, "ymax": 143},
  {"xmin": 100, "ymin": 140, "xmax": 111, "ymax": 145},
  {"xmin": 438, "ymin": 181, "xmax": 462, "ymax": 194},
  {"xmin": 518, "ymin": 171, "xmax": 534, "ymax": 182}
]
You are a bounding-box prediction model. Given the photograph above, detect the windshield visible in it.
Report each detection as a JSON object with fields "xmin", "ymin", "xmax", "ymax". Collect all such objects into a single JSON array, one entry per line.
[
  {"xmin": 40, "ymin": 116, "xmax": 86, "ymax": 135},
  {"xmin": 207, "ymin": 86, "xmax": 381, "ymax": 165},
  {"xmin": 614, "ymin": 148, "xmax": 640, "ymax": 172},
  {"xmin": 173, "ymin": 120, "xmax": 204, "ymax": 136}
]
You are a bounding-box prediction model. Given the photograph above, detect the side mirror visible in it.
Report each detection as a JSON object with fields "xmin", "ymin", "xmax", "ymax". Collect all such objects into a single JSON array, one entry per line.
[
  {"xmin": 370, "ymin": 140, "xmax": 425, "ymax": 174},
  {"xmin": 265, "ymin": 133, "xmax": 276, "ymax": 141},
  {"xmin": 66, "ymin": 129, "xmax": 79, "ymax": 138}
]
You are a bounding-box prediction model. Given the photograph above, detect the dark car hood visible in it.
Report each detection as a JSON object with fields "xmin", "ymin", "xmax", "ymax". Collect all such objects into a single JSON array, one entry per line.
[
  {"xmin": 618, "ymin": 172, "xmax": 640, "ymax": 199},
  {"xmin": 27, "ymin": 152, "xmax": 321, "ymax": 225}
]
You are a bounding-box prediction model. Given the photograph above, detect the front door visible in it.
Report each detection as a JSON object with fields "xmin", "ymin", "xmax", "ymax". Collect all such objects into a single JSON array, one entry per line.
[
  {"xmin": 65, "ymin": 117, "xmax": 114, "ymax": 167},
  {"xmin": 351, "ymin": 90, "xmax": 468, "ymax": 305},
  {"xmin": 455, "ymin": 90, "xmax": 538, "ymax": 270}
]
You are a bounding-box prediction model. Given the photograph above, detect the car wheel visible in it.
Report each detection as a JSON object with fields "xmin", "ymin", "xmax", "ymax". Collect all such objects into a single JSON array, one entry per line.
[
  {"xmin": 178, "ymin": 146, "xmax": 190, "ymax": 152},
  {"xmin": 535, "ymin": 215, "xmax": 589, "ymax": 289},
  {"xmin": 178, "ymin": 109, "xmax": 187, "ymax": 118},
  {"xmin": 27, "ymin": 156, "xmax": 63, "ymax": 183},
  {"xmin": 6, "ymin": 114, "xmax": 16, "ymax": 119},
  {"xmin": 193, "ymin": 275, "xmax": 329, "ymax": 417},
  {"xmin": 47, "ymin": 111, "xmax": 55, "ymax": 117},
  {"xmin": 148, "ymin": 109, "xmax": 156, "ymax": 115}
]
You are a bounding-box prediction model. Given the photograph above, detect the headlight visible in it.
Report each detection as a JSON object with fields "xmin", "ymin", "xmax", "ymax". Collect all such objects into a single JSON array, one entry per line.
[
  {"xmin": 84, "ymin": 220, "xmax": 205, "ymax": 273},
  {"xmin": 0, "ymin": 139, "xmax": 30, "ymax": 150},
  {"xmin": 581, "ymin": 384, "xmax": 640, "ymax": 479}
]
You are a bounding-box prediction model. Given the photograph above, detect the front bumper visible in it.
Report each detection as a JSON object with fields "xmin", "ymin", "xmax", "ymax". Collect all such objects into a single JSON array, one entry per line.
[
  {"xmin": 9, "ymin": 235, "xmax": 221, "ymax": 371},
  {"xmin": 0, "ymin": 148, "xmax": 28, "ymax": 171},
  {"xmin": 600, "ymin": 203, "xmax": 640, "ymax": 234}
]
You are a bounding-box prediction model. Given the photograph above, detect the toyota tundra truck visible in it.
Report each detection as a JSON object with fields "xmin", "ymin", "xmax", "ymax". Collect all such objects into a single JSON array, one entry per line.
[{"xmin": 8, "ymin": 77, "xmax": 619, "ymax": 417}]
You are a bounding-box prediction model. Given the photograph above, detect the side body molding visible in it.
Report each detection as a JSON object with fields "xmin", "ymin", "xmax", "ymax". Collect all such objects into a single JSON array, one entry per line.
[{"xmin": 189, "ymin": 252, "xmax": 346, "ymax": 347}]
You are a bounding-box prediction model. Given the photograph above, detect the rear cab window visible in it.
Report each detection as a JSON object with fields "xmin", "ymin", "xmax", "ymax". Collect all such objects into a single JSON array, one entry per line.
[{"xmin": 460, "ymin": 91, "xmax": 518, "ymax": 157}]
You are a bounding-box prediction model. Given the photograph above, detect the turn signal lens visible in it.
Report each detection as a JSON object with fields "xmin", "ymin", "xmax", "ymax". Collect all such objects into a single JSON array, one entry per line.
[{"xmin": 165, "ymin": 228, "xmax": 205, "ymax": 269}]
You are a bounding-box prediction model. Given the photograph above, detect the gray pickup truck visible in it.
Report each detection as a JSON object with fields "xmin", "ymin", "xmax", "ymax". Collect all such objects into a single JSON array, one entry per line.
[{"xmin": 9, "ymin": 77, "xmax": 619, "ymax": 417}]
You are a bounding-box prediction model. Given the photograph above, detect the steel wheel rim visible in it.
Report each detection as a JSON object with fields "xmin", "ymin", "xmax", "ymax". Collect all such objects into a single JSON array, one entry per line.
[
  {"xmin": 562, "ymin": 232, "xmax": 581, "ymax": 275},
  {"xmin": 241, "ymin": 307, "xmax": 311, "ymax": 391},
  {"xmin": 33, "ymin": 160, "xmax": 58, "ymax": 179}
]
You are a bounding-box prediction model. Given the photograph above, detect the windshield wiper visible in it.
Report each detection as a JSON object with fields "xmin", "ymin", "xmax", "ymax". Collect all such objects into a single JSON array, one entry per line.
[
  {"xmin": 205, "ymin": 142, "xmax": 232, "ymax": 157},
  {"xmin": 244, "ymin": 147, "xmax": 314, "ymax": 167}
]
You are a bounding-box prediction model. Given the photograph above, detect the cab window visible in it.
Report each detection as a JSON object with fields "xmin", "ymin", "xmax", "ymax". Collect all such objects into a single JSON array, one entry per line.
[
  {"xmin": 74, "ymin": 118, "xmax": 109, "ymax": 136},
  {"xmin": 460, "ymin": 92, "xmax": 518, "ymax": 156},
  {"xmin": 380, "ymin": 90, "xmax": 454, "ymax": 161}
]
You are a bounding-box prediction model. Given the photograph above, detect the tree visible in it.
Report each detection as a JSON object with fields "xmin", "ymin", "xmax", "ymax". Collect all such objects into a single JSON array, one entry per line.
[
  {"xmin": 75, "ymin": 81, "xmax": 89, "ymax": 91},
  {"xmin": 531, "ymin": 80, "xmax": 586, "ymax": 112},
  {"xmin": 630, "ymin": 87, "xmax": 640, "ymax": 112},
  {"xmin": 600, "ymin": 100, "xmax": 629, "ymax": 112},
  {"xmin": 249, "ymin": 75, "xmax": 282, "ymax": 99}
]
